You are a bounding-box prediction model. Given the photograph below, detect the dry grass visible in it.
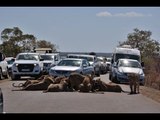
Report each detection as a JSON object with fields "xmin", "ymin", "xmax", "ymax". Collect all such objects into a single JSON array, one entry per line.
[{"xmin": 143, "ymin": 56, "xmax": 160, "ymax": 90}]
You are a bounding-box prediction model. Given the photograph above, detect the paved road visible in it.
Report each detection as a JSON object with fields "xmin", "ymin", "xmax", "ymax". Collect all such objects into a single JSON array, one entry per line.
[{"xmin": 0, "ymin": 74, "xmax": 160, "ymax": 113}]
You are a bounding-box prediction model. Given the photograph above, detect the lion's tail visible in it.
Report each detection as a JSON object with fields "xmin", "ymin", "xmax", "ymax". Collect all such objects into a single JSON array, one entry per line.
[{"xmin": 12, "ymin": 83, "xmax": 24, "ymax": 88}]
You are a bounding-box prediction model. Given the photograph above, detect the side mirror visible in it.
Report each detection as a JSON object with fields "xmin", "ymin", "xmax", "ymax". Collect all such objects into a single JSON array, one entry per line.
[{"xmin": 141, "ymin": 61, "xmax": 144, "ymax": 67}]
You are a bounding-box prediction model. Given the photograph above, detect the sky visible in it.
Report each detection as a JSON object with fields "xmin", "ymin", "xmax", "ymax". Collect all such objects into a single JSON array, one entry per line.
[{"xmin": 0, "ymin": 7, "xmax": 160, "ymax": 53}]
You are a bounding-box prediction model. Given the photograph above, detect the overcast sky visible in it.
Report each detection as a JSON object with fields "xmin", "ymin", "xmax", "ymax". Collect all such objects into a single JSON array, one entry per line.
[{"xmin": 0, "ymin": 7, "xmax": 160, "ymax": 53}]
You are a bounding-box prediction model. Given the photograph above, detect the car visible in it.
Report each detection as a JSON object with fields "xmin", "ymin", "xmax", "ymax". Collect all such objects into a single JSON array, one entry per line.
[
  {"xmin": 97, "ymin": 56, "xmax": 107, "ymax": 74},
  {"xmin": 0, "ymin": 52, "xmax": 9, "ymax": 80},
  {"xmin": 111, "ymin": 58, "xmax": 145, "ymax": 85},
  {"xmin": 0, "ymin": 88, "xmax": 3, "ymax": 113},
  {"xmin": 5, "ymin": 57, "xmax": 15, "ymax": 76},
  {"xmin": 49, "ymin": 58, "xmax": 95, "ymax": 77},
  {"xmin": 67, "ymin": 54, "xmax": 101, "ymax": 76},
  {"xmin": 11, "ymin": 53, "xmax": 44, "ymax": 80},
  {"xmin": 40, "ymin": 53, "xmax": 60, "ymax": 74},
  {"xmin": 105, "ymin": 57, "xmax": 112, "ymax": 71}
]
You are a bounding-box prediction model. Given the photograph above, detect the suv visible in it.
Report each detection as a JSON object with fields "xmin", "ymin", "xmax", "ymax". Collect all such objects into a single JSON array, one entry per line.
[
  {"xmin": 11, "ymin": 53, "xmax": 44, "ymax": 80},
  {"xmin": 40, "ymin": 53, "xmax": 60, "ymax": 74},
  {"xmin": 0, "ymin": 52, "xmax": 9, "ymax": 80}
]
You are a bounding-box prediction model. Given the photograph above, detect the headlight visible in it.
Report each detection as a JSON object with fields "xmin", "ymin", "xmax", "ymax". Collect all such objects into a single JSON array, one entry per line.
[
  {"xmin": 16, "ymin": 64, "xmax": 19, "ymax": 67},
  {"xmin": 117, "ymin": 70, "xmax": 123, "ymax": 75},
  {"xmin": 34, "ymin": 64, "xmax": 38, "ymax": 66}
]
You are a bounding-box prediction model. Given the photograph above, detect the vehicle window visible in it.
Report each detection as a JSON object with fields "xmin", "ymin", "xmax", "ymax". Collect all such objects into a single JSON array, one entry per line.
[
  {"xmin": 40, "ymin": 55, "xmax": 53, "ymax": 60},
  {"xmin": 57, "ymin": 60, "xmax": 81, "ymax": 67},
  {"xmin": 17, "ymin": 54, "xmax": 38, "ymax": 61},
  {"xmin": 7, "ymin": 59, "xmax": 15, "ymax": 65},
  {"xmin": 119, "ymin": 60, "xmax": 141, "ymax": 68},
  {"xmin": 82, "ymin": 60, "xmax": 89, "ymax": 67},
  {"xmin": 115, "ymin": 53, "xmax": 140, "ymax": 62}
]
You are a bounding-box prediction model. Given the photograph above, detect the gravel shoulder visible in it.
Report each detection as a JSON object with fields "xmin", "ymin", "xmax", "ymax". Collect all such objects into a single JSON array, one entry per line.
[{"xmin": 140, "ymin": 86, "xmax": 160, "ymax": 103}]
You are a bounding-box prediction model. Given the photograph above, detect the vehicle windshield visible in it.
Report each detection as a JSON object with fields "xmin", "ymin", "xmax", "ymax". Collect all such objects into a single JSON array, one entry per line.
[
  {"xmin": 40, "ymin": 55, "xmax": 53, "ymax": 60},
  {"xmin": 115, "ymin": 53, "xmax": 140, "ymax": 62},
  {"xmin": 119, "ymin": 60, "xmax": 141, "ymax": 68},
  {"xmin": 57, "ymin": 60, "xmax": 81, "ymax": 67},
  {"xmin": 17, "ymin": 54, "xmax": 38, "ymax": 61},
  {"xmin": 68, "ymin": 55, "xmax": 94, "ymax": 62},
  {"xmin": 79, "ymin": 56, "xmax": 94, "ymax": 62},
  {"xmin": 6, "ymin": 59, "xmax": 15, "ymax": 65}
]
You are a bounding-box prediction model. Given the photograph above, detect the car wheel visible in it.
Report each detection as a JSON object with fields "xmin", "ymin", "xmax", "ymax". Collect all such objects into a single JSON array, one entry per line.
[
  {"xmin": 11, "ymin": 74, "xmax": 20, "ymax": 80},
  {"xmin": 3, "ymin": 70, "xmax": 9, "ymax": 79},
  {"xmin": 0, "ymin": 69, "xmax": 3, "ymax": 80}
]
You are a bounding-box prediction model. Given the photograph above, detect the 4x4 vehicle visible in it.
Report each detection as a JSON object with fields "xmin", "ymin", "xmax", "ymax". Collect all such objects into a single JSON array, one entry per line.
[
  {"xmin": 67, "ymin": 54, "xmax": 101, "ymax": 76},
  {"xmin": 0, "ymin": 52, "xmax": 9, "ymax": 80},
  {"xmin": 40, "ymin": 53, "xmax": 60, "ymax": 74},
  {"xmin": 11, "ymin": 53, "xmax": 44, "ymax": 80},
  {"xmin": 5, "ymin": 57, "xmax": 15, "ymax": 76}
]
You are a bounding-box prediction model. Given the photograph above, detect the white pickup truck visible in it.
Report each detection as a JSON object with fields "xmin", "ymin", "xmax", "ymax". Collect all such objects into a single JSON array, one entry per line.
[
  {"xmin": 11, "ymin": 52, "xmax": 44, "ymax": 80},
  {"xmin": 0, "ymin": 52, "xmax": 9, "ymax": 80}
]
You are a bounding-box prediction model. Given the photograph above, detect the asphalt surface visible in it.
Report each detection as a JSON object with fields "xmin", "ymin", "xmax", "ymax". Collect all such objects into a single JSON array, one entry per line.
[{"xmin": 0, "ymin": 74, "xmax": 160, "ymax": 113}]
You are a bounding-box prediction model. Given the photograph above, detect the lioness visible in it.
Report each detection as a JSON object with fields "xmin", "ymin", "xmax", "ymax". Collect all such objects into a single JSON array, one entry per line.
[
  {"xmin": 68, "ymin": 73, "xmax": 86, "ymax": 91},
  {"xmin": 43, "ymin": 77, "xmax": 69, "ymax": 93},
  {"xmin": 20, "ymin": 75, "xmax": 54, "ymax": 90},
  {"xmin": 93, "ymin": 78, "xmax": 124, "ymax": 92},
  {"xmin": 78, "ymin": 75, "xmax": 93, "ymax": 92},
  {"xmin": 127, "ymin": 73, "xmax": 140, "ymax": 94},
  {"xmin": 12, "ymin": 75, "xmax": 54, "ymax": 88}
]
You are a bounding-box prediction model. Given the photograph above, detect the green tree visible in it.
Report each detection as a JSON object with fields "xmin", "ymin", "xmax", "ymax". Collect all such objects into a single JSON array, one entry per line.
[
  {"xmin": 36, "ymin": 40, "xmax": 58, "ymax": 52},
  {"xmin": 119, "ymin": 28, "xmax": 160, "ymax": 58},
  {"xmin": 0, "ymin": 27, "xmax": 58, "ymax": 57}
]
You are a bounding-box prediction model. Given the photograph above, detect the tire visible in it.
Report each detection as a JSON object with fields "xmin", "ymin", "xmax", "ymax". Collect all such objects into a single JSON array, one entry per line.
[
  {"xmin": 3, "ymin": 70, "xmax": 9, "ymax": 79},
  {"xmin": 0, "ymin": 69, "xmax": 3, "ymax": 80},
  {"xmin": 11, "ymin": 74, "xmax": 20, "ymax": 80}
]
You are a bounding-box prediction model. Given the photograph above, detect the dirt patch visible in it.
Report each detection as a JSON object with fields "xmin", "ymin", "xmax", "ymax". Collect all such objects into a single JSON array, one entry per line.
[{"xmin": 140, "ymin": 86, "xmax": 160, "ymax": 103}]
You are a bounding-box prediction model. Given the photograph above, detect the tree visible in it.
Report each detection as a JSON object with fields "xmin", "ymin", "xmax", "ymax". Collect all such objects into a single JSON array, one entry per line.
[
  {"xmin": 119, "ymin": 28, "xmax": 160, "ymax": 58},
  {"xmin": 0, "ymin": 27, "xmax": 58, "ymax": 57},
  {"xmin": 36, "ymin": 40, "xmax": 58, "ymax": 52}
]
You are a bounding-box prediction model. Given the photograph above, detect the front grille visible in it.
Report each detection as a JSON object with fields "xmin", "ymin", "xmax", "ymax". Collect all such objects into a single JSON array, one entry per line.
[
  {"xmin": 17, "ymin": 64, "xmax": 34, "ymax": 72},
  {"xmin": 43, "ymin": 63, "xmax": 51, "ymax": 67},
  {"xmin": 55, "ymin": 70, "xmax": 69, "ymax": 75}
]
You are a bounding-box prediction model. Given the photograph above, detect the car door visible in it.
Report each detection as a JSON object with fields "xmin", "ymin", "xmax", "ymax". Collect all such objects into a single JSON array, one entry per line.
[{"xmin": 82, "ymin": 60, "xmax": 92, "ymax": 75}]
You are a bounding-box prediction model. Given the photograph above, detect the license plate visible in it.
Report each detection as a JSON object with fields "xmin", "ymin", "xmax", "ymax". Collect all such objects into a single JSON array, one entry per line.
[{"xmin": 21, "ymin": 69, "xmax": 30, "ymax": 72}]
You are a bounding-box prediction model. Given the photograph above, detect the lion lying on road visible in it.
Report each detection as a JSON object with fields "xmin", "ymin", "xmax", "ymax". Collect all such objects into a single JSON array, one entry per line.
[
  {"xmin": 92, "ymin": 78, "xmax": 124, "ymax": 92},
  {"xmin": 43, "ymin": 77, "xmax": 69, "ymax": 93}
]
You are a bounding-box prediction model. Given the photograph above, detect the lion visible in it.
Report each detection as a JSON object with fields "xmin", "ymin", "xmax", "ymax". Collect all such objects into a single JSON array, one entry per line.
[
  {"xmin": 78, "ymin": 75, "xmax": 93, "ymax": 92},
  {"xmin": 68, "ymin": 73, "xmax": 86, "ymax": 91},
  {"xmin": 12, "ymin": 75, "xmax": 55, "ymax": 88},
  {"xmin": 12, "ymin": 75, "xmax": 55, "ymax": 91},
  {"xmin": 127, "ymin": 73, "xmax": 140, "ymax": 94},
  {"xmin": 43, "ymin": 77, "xmax": 69, "ymax": 93},
  {"xmin": 92, "ymin": 78, "xmax": 124, "ymax": 92}
]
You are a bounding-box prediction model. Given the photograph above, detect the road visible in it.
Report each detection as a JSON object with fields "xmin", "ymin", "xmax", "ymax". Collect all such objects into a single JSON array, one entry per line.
[{"xmin": 0, "ymin": 74, "xmax": 160, "ymax": 113}]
